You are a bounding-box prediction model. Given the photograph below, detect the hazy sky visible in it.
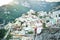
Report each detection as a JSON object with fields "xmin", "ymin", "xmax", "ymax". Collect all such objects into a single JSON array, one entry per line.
[
  {"xmin": 46, "ymin": 0, "xmax": 60, "ymax": 2},
  {"xmin": 29, "ymin": 0, "xmax": 60, "ymax": 2},
  {"xmin": 0, "ymin": 0, "xmax": 60, "ymax": 6},
  {"xmin": 0, "ymin": 0, "xmax": 13, "ymax": 6}
]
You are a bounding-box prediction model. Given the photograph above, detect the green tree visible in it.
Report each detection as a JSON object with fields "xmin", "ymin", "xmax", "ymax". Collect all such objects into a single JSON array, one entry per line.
[{"xmin": 0, "ymin": 29, "xmax": 7, "ymax": 40}]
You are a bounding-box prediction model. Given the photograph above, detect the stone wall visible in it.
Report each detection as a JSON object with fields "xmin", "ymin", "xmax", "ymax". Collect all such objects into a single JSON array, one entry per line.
[{"xmin": 35, "ymin": 28, "xmax": 60, "ymax": 40}]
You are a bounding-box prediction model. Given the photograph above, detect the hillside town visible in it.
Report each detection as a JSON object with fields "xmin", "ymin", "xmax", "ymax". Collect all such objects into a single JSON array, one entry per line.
[
  {"xmin": 3, "ymin": 10, "xmax": 60, "ymax": 40},
  {"xmin": 0, "ymin": 0, "xmax": 60, "ymax": 40}
]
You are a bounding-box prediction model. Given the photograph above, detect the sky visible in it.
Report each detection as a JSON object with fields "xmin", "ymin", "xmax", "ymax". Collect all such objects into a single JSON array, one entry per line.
[
  {"xmin": 0, "ymin": 0, "xmax": 13, "ymax": 6},
  {"xmin": 29, "ymin": 0, "xmax": 60, "ymax": 2},
  {"xmin": 46, "ymin": 0, "xmax": 60, "ymax": 2},
  {"xmin": 0, "ymin": 0, "xmax": 60, "ymax": 7}
]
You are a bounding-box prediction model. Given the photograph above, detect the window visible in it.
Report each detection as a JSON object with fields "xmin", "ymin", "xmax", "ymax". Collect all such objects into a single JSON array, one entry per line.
[
  {"xmin": 39, "ymin": 16, "xmax": 42, "ymax": 19},
  {"xmin": 56, "ymin": 15, "xmax": 57, "ymax": 17},
  {"xmin": 59, "ymin": 14, "xmax": 60, "ymax": 17},
  {"xmin": 46, "ymin": 20, "xmax": 49, "ymax": 23}
]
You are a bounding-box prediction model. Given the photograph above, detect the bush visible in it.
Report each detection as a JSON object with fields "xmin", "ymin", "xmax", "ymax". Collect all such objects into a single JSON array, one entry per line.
[
  {"xmin": 27, "ymin": 31, "xmax": 33, "ymax": 34},
  {"xmin": 43, "ymin": 23, "xmax": 47, "ymax": 28},
  {"xmin": 0, "ymin": 29, "xmax": 7, "ymax": 39},
  {"xmin": 6, "ymin": 34, "xmax": 12, "ymax": 40}
]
